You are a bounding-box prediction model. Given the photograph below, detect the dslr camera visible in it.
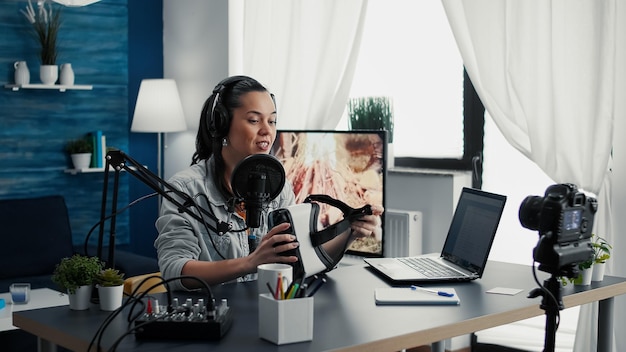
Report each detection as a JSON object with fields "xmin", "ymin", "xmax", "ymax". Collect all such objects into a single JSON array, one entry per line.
[{"xmin": 519, "ymin": 183, "xmax": 598, "ymax": 277}]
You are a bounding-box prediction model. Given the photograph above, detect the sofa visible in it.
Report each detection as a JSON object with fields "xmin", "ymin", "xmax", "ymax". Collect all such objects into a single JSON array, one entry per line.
[
  {"xmin": 0, "ymin": 195, "xmax": 159, "ymax": 292},
  {"xmin": 0, "ymin": 195, "xmax": 159, "ymax": 351}
]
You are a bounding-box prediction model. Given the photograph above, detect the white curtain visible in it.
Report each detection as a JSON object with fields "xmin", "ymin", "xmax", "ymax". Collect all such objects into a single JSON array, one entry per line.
[
  {"xmin": 442, "ymin": 1, "xmax": 619, "ymax": 351},
  {"xmin": 235, "ymin": 0, "xmax": 368, "ymax": 130}
]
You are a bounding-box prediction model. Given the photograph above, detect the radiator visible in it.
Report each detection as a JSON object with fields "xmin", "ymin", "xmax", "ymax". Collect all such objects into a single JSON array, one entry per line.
[{"xmin": 383, "ymin": 209, "xmax": 423, "ymax": 258}]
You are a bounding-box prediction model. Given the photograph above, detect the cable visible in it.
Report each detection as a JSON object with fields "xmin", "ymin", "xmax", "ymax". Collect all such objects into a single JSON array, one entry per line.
[
  {"xmin": 191, "ymin": 192, "xmax": 251, "ymax": 261},
  {"xmin": 531, "ymin": 262, "xmax": 561, "ymax": 331},
  {"xmin": 83, "ymin": 192, "xmax": 159, "ymax": 256},
  {"xmin": 89, "ymin": 274, "xmax": 216, "ymax": 351}
]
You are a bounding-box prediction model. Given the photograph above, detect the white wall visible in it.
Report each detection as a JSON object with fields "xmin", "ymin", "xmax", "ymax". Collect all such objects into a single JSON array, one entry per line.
[{"xmin": 163, "ymin": 0, "xmax": 229, "ymax": 180}]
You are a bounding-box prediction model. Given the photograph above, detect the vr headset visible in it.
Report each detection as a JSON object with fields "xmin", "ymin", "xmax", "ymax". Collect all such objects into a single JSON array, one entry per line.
[{"xmin": 268, "ymin": 194, "xmax": 372, "ymax": 281}]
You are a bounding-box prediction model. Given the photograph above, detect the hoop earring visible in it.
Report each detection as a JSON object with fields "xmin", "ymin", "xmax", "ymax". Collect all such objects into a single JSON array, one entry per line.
[{"xmin": 222, "ymin": 138, "xmax": 228, "ymax": 147}]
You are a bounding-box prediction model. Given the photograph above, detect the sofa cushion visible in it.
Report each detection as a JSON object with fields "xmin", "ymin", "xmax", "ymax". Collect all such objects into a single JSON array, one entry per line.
[{"xmin": 0, "ymin": 195, "xmax": 75, "ymax": 280}]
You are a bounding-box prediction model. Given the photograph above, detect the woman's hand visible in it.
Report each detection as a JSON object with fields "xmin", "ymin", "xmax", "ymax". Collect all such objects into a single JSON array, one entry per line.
[
  {"xmin": 350, "ymin": 205, "xmax": 384, "ymax": 241},
  {"xmin": 249, "ymin": 222, "xmax": 299, "ymax": 271}
]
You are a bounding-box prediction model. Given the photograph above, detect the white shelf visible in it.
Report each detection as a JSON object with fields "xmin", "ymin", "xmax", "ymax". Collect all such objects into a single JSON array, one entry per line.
[
  {"xmin": 64, "ymin": 166, "xmax": 139, "ymax": 175},
  {"xmin": 4, "ymin": 83, "xmax": 93, "ymax": 92}
]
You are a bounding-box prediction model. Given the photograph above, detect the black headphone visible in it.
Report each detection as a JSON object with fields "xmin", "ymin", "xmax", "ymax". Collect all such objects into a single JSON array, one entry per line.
[{"xmin": 206, "ymin": 75, "xmax": 251, "ymax": 139}]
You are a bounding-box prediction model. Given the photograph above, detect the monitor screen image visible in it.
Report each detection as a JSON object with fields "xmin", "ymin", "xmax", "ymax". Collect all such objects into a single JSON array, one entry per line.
[{"xmin": 271, "ymin": 130, "xmax": 386, "ymax": 258}]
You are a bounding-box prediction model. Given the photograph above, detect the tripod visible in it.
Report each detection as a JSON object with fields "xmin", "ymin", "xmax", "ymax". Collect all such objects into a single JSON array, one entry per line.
[{"xmin": 528, "ymin": 274, "xmax": 566, "ymax": 352}]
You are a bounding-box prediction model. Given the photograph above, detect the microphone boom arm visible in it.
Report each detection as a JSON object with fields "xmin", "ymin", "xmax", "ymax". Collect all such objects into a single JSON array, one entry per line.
[{"xmin": 98, "ymin": 149, "xmax": 231, "ymax": 268}]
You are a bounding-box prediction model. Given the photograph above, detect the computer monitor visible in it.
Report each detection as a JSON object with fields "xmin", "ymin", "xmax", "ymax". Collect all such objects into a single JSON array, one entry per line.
[{"xmin": 271, "ymin": 130, "xmax": 387, "ymax": 258}]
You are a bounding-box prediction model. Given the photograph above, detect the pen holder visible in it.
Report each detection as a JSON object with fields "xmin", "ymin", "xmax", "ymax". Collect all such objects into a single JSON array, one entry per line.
[{"xmin": 258, "ymin": 293, "xmax": 314, "ymax": 345}]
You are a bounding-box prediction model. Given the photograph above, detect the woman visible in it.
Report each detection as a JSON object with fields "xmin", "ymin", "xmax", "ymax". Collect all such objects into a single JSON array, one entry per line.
[{"xmin": 155, "ymin": 75, "xmax": 382, "ymax": 290}]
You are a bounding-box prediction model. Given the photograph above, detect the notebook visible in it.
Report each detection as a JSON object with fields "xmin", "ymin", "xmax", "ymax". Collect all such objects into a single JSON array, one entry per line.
[{"xmin": 364, "ymin": 187, "xmax": 506, "ymax": 284}]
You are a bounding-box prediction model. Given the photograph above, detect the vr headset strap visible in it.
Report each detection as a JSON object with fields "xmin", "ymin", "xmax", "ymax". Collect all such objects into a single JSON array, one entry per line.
[{"xmin": 304, "ymin": 194, "xmax": 373, "ymax": 247}]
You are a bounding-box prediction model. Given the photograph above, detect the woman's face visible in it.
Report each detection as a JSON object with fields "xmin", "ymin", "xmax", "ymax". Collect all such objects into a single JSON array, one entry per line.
[{"xmin": 222, "ymin": 90, "xmax": 277, "ymax": 168}]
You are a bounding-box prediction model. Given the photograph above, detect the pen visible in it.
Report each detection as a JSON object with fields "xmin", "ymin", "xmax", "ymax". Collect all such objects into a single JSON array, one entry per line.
[
  {"xmin": 307, "ymin": 277, "xmax": 327, "ymax": 297},
  {"xmin": 411, "ymin": 285, "xmax": 455, "ymax": 297},
  {"xmin": 276, "ymin": 274, "xmax": 282, "ymax": 300},
  {"xmin": 298, "ymin": 283, "xmax": 308, "ymax": 298},
  {"xmin": 266, "ymin": 282, "xmax": 277, "ymax": 299},
  {"xmin": 286, "ymin": 283, "xmax": 299, "ymax": 299}
]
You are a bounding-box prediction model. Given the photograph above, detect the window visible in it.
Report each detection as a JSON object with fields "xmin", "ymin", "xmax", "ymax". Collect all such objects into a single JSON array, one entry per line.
[{"xmin": 338, "ymin": 0, "xmax": 483, "ymax": 174}]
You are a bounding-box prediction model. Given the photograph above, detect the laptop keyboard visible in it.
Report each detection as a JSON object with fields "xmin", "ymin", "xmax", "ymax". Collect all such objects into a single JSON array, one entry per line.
[{"xmin": 398, "ymin": 257, "xmax": 463, "ymax": 277}]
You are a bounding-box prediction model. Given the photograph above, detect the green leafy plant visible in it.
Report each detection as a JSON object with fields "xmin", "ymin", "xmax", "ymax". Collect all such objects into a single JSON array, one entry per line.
[
  {"xmin": 592, "ymin": 234, "xmax": 612, "ymax": 264},
  {"xmin": 51, "ymin": 254, "xmax": 103, "ymax": 294},
  {"xmin": 21, "ymin": 0, "xmax": 62, "ymax": 65},
  {"xmin": 65, "ymin": 138, "xmax": 93, "ymax": 155},
  {"xmin": 95, "ymin": 268, "xmax": 125, "ymax": 287},
  {"xmin": 348, "ymin": 96, "xmax": 394, "ymax": 143}
]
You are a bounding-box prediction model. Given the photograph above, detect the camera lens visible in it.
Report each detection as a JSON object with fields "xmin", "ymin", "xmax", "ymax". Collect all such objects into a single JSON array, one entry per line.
[{"xmin": 519, "ymin": 195, "xmax": 543, "ymax": 231}]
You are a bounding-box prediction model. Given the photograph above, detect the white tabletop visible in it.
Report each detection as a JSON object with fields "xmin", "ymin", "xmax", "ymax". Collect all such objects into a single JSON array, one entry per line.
[{"xmin": 0, "ymin": 288, "xmax": 68, "ymax": 331}]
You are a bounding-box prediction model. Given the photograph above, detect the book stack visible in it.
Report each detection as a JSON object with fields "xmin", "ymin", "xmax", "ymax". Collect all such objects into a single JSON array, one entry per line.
[{"xmin": 89, "ymin": 130, "xmax": 107, "ymax": 168}]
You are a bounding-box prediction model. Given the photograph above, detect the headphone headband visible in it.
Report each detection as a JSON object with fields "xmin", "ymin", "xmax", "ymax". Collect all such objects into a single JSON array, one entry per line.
[{"xmin": 207, "ymin": 75, "xmax": 252, "ymax": 138}]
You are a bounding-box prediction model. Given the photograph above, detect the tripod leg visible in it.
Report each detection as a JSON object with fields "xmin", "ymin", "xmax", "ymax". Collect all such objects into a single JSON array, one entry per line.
[{"xmin": 541, "ymin": 276, "xmax": 563, "ymax": 352}]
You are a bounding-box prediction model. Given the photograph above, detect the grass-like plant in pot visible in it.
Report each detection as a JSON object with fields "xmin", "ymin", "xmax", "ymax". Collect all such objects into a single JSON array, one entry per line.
[
  {"xmin": 51, "ymin": 254, "xmax": 103, "ymax": 294},
  {"xmin": 96, "ymin": 268, "xmax": 125, "ymax": 287},
  {"xmin": 348, "ymin": 96, "xmax": 394, "ymax": 143}
]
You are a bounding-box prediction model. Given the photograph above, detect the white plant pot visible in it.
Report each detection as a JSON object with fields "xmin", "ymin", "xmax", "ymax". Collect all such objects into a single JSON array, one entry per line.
[
  {"xmin": 68, "ymin": 285, "xmax": 92, "ymax": 310},
  {"xmin": 40, "ymin": 64, "xmax": 58, "ymax": 85},
  {"xmin": 98, "ymin": 285, "xmax": 124, "ymax": 311},
  {"xmin": 575, "ymin": 267, "xmax": 593, "ymax": 286},
  {"xmin": 71, "ymin": 153, "xmax": 92, "ymax": 169},
  {"xmin": 592, "ymin": 263, "xmax": 606, "ymax": 282}
]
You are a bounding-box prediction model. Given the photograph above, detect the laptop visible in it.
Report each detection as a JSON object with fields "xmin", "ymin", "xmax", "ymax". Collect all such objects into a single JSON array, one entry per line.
[{"xmin": 364, "ymin": 187, "xmax": 506, "ymax": 284}]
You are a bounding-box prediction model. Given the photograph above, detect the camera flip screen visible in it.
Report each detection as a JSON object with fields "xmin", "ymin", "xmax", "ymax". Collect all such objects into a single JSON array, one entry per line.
[{"xmin": 563, "ymin": 209, "xmax": 582, "ymax": 231}]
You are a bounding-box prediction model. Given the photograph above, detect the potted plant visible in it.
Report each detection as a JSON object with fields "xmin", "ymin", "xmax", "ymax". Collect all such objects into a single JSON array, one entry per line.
[
  {"xmin": 347, "ymin": 96, "xmax": 394, "ymax": 143},
  {"xmin": 21, "ymin": 0, "xmax": 62, "ymax": 84},
  {"xmin": 51, "ymin": 254, "xmax": 103, "ymax": 310},
  {"xmin": 65, "ymin": 137, "xmax": 93, "ymax": 170},
  {"xmin": 591, "ymin": 234, "xmax": 612, "ymax": 281},
  {"xmin": 348, "ymin": 96, "xmax": 394, "ymax": 168},
  {"xmin": 95, "ymin": 268, "xmax": 125, "ymax": 311}
]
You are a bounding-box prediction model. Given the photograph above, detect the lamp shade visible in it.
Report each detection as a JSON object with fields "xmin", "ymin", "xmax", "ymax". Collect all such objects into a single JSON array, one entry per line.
[{"xmin": 131, "ymin": 79, "xmax": 187, "ymax": 133}]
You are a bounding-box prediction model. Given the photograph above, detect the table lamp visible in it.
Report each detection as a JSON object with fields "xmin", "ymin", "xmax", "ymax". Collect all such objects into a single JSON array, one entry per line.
[{"xmin": 131, "ymin": 79, "xmax": 187, "ymax": 181}]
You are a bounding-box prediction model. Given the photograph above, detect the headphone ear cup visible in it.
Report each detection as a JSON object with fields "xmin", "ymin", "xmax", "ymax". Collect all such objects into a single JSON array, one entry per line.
[
  {"xmin": 205, "ymin": 76, "xmax": 253, "ymax": 139},
  {"xmin": 210, "ymin": 102, "xmax": 229, "ymax": 139}
]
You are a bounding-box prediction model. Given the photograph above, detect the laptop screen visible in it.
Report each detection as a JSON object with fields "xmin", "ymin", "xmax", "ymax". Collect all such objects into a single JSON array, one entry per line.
[{"xmin": 442, "ymin": 188, "xmax": 507, "ymax": 274}]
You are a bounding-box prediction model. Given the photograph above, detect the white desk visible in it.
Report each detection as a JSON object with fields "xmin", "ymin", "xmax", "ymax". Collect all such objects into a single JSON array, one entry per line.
[{"xmin": 0, "ymin": 288, "xmax": 68, "ymax": 332}]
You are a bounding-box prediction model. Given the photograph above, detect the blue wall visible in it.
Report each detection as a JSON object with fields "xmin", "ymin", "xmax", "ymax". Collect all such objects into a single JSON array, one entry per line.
[
  {"xmin": 128, "ymin": 0, "xmax": 163, "ymax": 258},
  {"xmin": 0, "ymin": 0, "xmax": 162, "ymax": 258}
]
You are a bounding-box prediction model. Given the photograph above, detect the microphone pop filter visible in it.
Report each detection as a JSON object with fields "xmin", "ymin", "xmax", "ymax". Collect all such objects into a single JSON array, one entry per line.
[
  {"xmin": 231, "ymin": 154, "xmax": 286, "ymax": 228},
  {"xmin": 231, "ymin": 154, "xmax": 285, "ymax": 200}
]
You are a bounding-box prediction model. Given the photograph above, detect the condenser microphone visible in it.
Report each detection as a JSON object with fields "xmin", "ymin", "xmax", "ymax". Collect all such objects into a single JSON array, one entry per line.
[
  {"xmin": 244, "ymin": 171, "xmax": 267, "ymax": 228},
  {"xmin": 231, "ymin": 154, "xmax": 286, "ymax": 229}
]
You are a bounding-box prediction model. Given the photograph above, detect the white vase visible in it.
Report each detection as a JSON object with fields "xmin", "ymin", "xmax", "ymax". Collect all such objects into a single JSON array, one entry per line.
[
  {"xmin": 592, "ymin": 263, "xmax": 606, "ymax": 282},
  {"xmin": 40, "ymin": 65, "xmax": 58, "ymax": 85},
  {"xmin": 59, "ymin": 63, "xmax": 75, "ymax": 86},
  {"xmin": 71, "ymin": 153, "xmax": 92, "ymax": 169},
  {"xmin": 14, "ymin": 61, "xmax": 30, "ymax": 85},
  {"xmin": 97, "ymin": 285, "xmax": 124, "ymax": 311},
  {"xmin": 68, "ymin": 285, "xmax": 92, "ymax": 310}
]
